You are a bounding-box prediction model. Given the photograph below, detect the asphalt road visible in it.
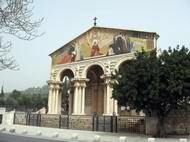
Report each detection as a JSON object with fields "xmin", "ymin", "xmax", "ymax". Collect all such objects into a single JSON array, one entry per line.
[{"xmin": 0, "ymin": 133, "xmax": 65, "ymax": 142}]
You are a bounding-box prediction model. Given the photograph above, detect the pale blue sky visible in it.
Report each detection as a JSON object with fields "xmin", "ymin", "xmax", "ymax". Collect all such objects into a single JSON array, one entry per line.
[{"xmin": 1, "ymin": 0, "xmax": 190, "ymax": 92}]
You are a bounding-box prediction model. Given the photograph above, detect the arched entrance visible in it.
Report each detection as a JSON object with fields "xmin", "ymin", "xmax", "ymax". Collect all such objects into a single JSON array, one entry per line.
[
  {"xmin": 85, "ymin": 65, "xmax": 104, "ymax": 115},
  {"xmin": 60, "ymin": 69, "xmax": 74, "ymax": 114},
  {"xmin": 118, "ymin": 60, "xmax": 128, "ymax": 73}
]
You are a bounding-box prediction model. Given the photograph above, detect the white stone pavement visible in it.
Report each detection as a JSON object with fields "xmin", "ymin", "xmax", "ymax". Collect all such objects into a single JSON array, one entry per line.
[{"xmin": 0, "ymin": 124, "xmax": 189, "ymax": 142}]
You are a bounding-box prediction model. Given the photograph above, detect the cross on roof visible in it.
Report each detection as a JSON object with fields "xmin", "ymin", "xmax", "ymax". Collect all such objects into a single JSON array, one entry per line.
[{"xmin": 93, "ymin": 17, "xmax": 97, "ymax": 26}]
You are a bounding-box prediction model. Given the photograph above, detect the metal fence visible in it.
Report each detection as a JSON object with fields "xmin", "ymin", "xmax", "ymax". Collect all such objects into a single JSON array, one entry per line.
[
  {"xmin": 13, "ymin": 113, "xmax": 146, "ymax": 134},
  {"xmin": 117, "ymin": 116, "xmax": 145, "ymax": 134},
  {"xmin": 0, "ymin": 114, "xmax": 2, "ymax": 124}
]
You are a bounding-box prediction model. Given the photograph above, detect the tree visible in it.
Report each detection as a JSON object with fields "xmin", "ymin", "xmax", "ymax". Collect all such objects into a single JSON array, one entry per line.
[
  {"xmin": 0, "ymin": 39, "xmax": 17, "ymax": 70},
  {"xmin": 0, "ymin": 85, "xmax": 4, "ymax": 97},
  {"xmin": 0, "ymin": 0, "xmax": 43, "ymax": 70},
  {"xmin": 112, "ymin": 46, "xmax": 190, "ymax": 137}
]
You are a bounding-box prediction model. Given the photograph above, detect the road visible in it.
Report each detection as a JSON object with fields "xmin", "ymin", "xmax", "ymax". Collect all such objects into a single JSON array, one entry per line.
[{"xmin": 0, "ymin": 133, "xmax": 65, "ymax": 142}]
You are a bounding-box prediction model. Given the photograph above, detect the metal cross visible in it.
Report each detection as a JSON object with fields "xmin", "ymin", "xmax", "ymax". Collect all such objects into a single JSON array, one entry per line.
[{"xmin": 93, "ymin": 17, "xmax": 97, "ymax": 26}]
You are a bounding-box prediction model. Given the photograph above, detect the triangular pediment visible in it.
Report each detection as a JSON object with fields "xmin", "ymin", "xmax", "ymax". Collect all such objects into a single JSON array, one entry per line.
[{"xmin": 51, "ymin": 26, "xmax": 158, "ymax": 66}]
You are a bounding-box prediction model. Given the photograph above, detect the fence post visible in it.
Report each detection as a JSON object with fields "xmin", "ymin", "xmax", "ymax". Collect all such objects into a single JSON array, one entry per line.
[
  {"xmin": 13, "ymin": 113, "xmax": 16, "ymax": 124},
  {"xmin": 26, "ymin": 112, "xmax": 30, "ymax": 125},
  {"xmin": 92, "ymin": 114, "xmax": 94, "ymax": 131},
  {"xmin": 67, "ymin": 114, "xmax": 69, "ymax": 129},
  {"xmin": 96, "ymin": 115, "xmax": 99, "ymax": 131},
  {"xmin": 110, "ymin": 116, "xmax": 113, "ymax": 132},
  {"xmin": 37, "ymin": 114, "xmax": 41, "ymax": 127},
  {"xmin": 25, "ymin": 113, "xmax": 27, "ymax": 125},
  {"xmin": 59, "ymin": 115, "xmax": 61, "ymax": 128},
  {"xmin": 37, "ymin": 114, "xmax": 39, "ymax": 126},
  {"xmin": 93, "ymin": 113, "xmax": 98, "ymax": 131},
  {"xmin": 103, "ymin": 116, "xmax": 106, "ymax": 132},
  {"xmin": 112, "ymin": 113, "xmax": 117, "ymax": 133},
  {"xmin": 115, "ymin": 115, "xmax": 118, "ymax": 133}
]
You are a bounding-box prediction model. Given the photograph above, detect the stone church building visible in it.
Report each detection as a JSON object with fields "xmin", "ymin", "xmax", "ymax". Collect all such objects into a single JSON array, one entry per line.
[{"xmin": 47, "ymin": 26, "xmax": 159, "ymax": 116}]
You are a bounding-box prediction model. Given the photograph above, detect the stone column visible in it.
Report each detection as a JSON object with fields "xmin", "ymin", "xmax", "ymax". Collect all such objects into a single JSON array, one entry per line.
[
  {"xmin": 47, "ymin": 81, "xmax": 55, "ymax": 114},
  {"xmin": 103, "ymin": 76, "xmax": 110, "ymax": 115},
  {"xmin": 102, "ymin": 75, "xmax": 118, "ymax": 116},
  {"xmin": 114, "ymin": 100, "xmax": 118, "ymax": 115},
  {"xmin": 72, "ymin": 78, "xmax": 88, "ymax": 115},
  {"xmin": 81, "ymin": 83, "xmax": 86, "ymax": 114},
  {"xmin": 73, "ymin": 82, "xmax": 79, "ymax": 114},
  {"xmin": 154, "ymin": 34, "xmax": 159, "ymax": 49},
  {"xmin": 77, "ymin": 86, "xmax": 82, "ymax": 114},
  {"xmin": 52, "ymin": 88, "xmax": 56, "ymax": 114},
  {"xmin": 54, "ymin": 85, "xmax": 59, "ymax": 114},
  {"xmin": 48, "ymin": 85, "xmax": 52, "ymax": 114},
  {"xmin": 57, "ymin": 88, "xmax": 62, "ymax": 114},
  {"xmin": 47, "ymin": 80, "xmax": 63, "ymax": 114}
]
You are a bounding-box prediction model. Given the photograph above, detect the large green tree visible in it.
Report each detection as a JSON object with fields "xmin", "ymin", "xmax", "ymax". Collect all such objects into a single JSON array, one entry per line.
[{"xmin": 112, "ymin": 46, "xmax": 190, "ymax": 137}]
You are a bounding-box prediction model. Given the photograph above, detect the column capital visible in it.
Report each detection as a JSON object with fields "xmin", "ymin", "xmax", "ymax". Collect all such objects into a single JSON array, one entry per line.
[
  {"xmin": 101, "ymin": 75, "xmax": 112, "ymax": 85},
  {"xmin": 49, "ymin": 85, "xmax": 54, "ymax": 89},
  {"xmin": 55, "ymin": 85, "xmax": 61, "ymax": 90},
  {"xmin": 71, "ymin": 78, "xmax": 89, "ymax": 87},
  {"xmin": 47, "ymin": 80, "xmax": 63, "ymax": 89}
]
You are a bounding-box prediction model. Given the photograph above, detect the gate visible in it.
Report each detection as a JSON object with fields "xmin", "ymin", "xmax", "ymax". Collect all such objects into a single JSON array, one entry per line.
[
  {"xmin": 92, "ymin": 114, "xmax": 117, "ymax": 132},
  {"xmin": 28, "ymin": 114, "xmax": 41, "ymax": 126}
]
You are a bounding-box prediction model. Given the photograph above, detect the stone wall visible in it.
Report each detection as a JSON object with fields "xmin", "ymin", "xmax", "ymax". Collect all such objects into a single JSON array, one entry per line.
[
  {"xmin": 69, "ymin": 115, "xmax": 92, "ymax": 130},
  {"xmin": 40, "ymin": 114, "xmax": 60, "ymax": 128},
  {"xmin": 165, "ymin": 110, "xmax": 190, "ymax": 135},
  {"xmin": 146, "ymin": 110, "xmax": 190, "ymax": 135},
  {"xmin": 165, "ymin": 117, "xmax": 190, "ymax": 135},
  {"xmin": 2, "ymin": 110, "xmax": 15, "ymax": 126}
]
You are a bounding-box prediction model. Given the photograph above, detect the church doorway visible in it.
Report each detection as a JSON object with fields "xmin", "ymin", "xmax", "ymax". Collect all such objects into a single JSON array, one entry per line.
[
  {"xmin": 85, "ymin": 65, "xmax": 104, "ymax": 115},
  {"xmin": 60, "ymin": 69, "xmax": 74, "ymax": 115}
]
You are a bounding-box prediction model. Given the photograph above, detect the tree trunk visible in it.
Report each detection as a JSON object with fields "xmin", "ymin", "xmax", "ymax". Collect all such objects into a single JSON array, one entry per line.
[{"xmin": 156, "ymin": 115, "xmax": 166, "ymax": 137}]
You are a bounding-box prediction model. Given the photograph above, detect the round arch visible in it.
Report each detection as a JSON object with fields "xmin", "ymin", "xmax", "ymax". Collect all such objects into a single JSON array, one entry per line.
[
  {"xmin": 56, "ymin": 68, "xmax": 75, "ymax": 115},
  {"xmin": 115, "ymin": 56, "xmax": 134, "ymax": 71},
  {"xmin": 57, "ymin": 68, "xmax": 75, "ymax": 81},
  {"xmin": 82, "ymin": 62, "xmax": 105, "ymax": 78},
  {"xmin": 85, "ymin": 64, "xmax": 105, "ymax": 115},
  {"xmin": 86, "ymin": 65, "xmax": 104, "ymax": 83}
]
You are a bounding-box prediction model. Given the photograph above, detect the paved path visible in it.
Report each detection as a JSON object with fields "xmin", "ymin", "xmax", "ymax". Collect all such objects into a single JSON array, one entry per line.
[
  {"xmin": 0, "ymin": 125, "xmax": 189, "ymax": 142},
  {"xmin": 0, "ymin": 133, "xmax": 64, "ymax": 142}
]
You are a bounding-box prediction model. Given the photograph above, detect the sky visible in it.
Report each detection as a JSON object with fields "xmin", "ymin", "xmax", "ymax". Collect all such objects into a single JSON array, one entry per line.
[{"xmin": 0, "ymin": 0, "xmax": 190, "ymax": 92}]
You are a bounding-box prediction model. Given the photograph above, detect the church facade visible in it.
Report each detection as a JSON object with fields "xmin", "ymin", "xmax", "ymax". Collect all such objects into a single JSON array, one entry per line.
[{"xmin": 47, "ymin": 26, "xmax": 159, "ymax": 116}]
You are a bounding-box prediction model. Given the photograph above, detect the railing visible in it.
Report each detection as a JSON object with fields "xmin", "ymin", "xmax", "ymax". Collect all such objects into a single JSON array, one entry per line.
[
  {"xmin": 117, "ymin": 116, "xmax": 145, "ymax": 134},
  {"xmin": 13, "ymin": 113, "xmax": 146, "ymax": 134}
]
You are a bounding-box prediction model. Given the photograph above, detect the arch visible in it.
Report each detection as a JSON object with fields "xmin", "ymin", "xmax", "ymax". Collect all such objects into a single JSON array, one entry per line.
[
  {"xmin": 82, "ymin": 62, "xmax": 105, "ymax": 78},
  {"xmin": 57, "ymin": 68, "xmax": 75, "ymax": 81},
  {"xmin": 115, "ymin": 56, "xmax": 134, "ymax": 71},
  {"xmin": 86, "ymin": 65, "xmax": 104, "ymax": 83},
  {"xmin": 85, "ymin": 64, "xmax": 105, "ymax": 115},
  {"xmin": 118, "ymin": 60, "xmax": 130, "ymax": 73},
  {"xmin": 56, "ymin": 68, "xmax": 75, "ymax": 115}
]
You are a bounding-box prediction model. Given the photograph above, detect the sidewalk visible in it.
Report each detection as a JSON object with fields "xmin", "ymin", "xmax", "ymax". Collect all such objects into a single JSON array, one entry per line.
[{"xmin": 0, "ymin": 124, "xmax": 189, "ymax": 142}]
